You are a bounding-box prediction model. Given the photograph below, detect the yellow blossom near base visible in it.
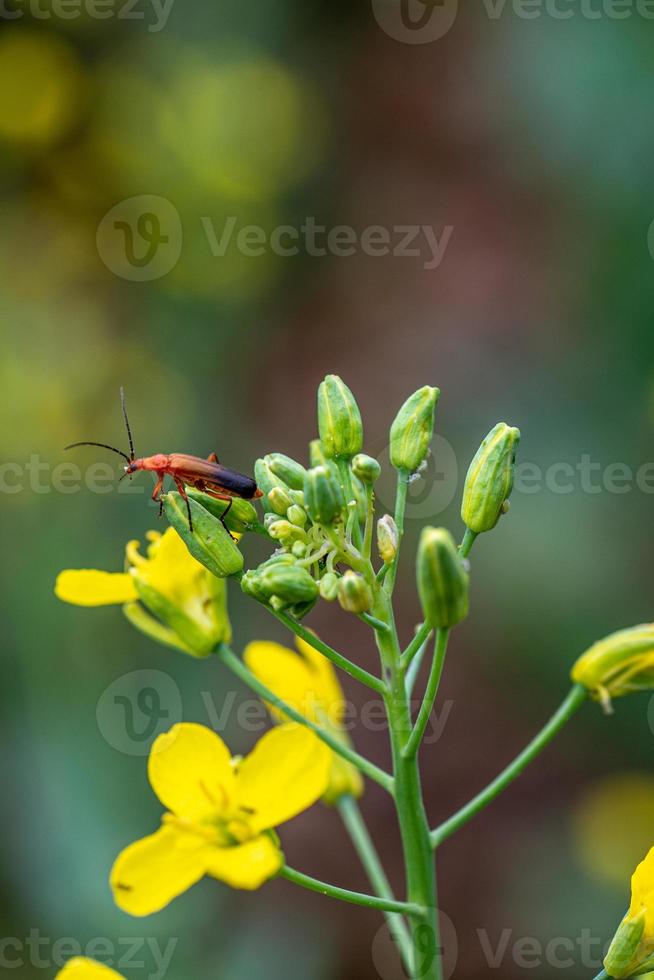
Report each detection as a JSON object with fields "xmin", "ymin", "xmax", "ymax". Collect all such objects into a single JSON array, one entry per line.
[
  {"xmin": 243, "ymin": 636, "xmax": 364, "ymax": 804},
  {"xmin": 605, "ymin": 845, "xmax": 654, "ymax": 977},
  {"xmin": 111, "ymin": 721, "xmax": 330, "ymax": 916},
  {"xmin": 56, "ymin": 959, "xmax": 123, "ymax": 978},
  {"xmin": 55, "ymin": 528, "xmax": 231, "ymax": 656}
]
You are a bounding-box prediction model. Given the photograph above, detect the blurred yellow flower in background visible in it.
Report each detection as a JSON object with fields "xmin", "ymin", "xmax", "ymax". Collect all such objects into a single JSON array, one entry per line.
[
  {"xmin": 573, "ymin": 773, "xmax": 654, "ymax": 888},
  {"xmin": 244, "ymin": 636, "xmax": 364, "ymax": 804},
  {"xmin": 56, "ymin": 958, "xmax": 123, "ymax": 978},
  {"xmin": 55, "ymin": 527, "xmax": 231, "ymax": 656},
  {"xmin": 0, "ymin": 30, "xmax": 85, "ymax": 149},
  {"xmin": 111, "ymin": 722, "xmax": 330, "ymax": 915}
]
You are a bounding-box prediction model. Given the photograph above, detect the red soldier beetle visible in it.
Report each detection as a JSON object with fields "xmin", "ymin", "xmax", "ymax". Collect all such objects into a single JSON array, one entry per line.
[{"xmin": 66, "ymin": 389, "xmax": 262, "ymax": 534}]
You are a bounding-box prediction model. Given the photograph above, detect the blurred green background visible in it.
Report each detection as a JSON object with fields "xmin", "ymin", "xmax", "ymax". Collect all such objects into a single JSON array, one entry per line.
[{"xmin": 2, "ymin": 1, "xmax": 654, "ymax": 977}]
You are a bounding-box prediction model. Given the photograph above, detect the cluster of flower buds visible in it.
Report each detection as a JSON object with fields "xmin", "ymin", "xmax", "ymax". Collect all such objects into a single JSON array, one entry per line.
[{"xmin": 242, "ymin": 377, "xmax": 380, "ymax": 617}]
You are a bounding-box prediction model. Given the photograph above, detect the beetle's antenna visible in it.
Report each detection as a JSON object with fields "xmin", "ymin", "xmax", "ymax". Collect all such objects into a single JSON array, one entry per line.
[
  {"xmin": 65, "ymin": 441, "xmax": 131, "ymax": 464},
  {"xmin": 120, "ymin": 387, "xmax": 135, "ymax": 461}
]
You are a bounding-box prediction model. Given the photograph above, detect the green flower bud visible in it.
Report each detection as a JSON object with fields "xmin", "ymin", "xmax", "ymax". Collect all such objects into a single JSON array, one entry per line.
[
  {"xmin": 241, "ymin": 569, "xmax": 269, "ymax": 601},
  {"xmin": 319, "ymin": 571, "xmax": 339, "ymax": 601},
  {"xmin": 259, "ymin": 563, "xmax": 319, "ymax": 605},
  {"xmin": 259, "ymin": 553, "xmax": 296, "ymax": 569},
  {"xmin": 187, "ymin": 488, "xmax": 258, "ymax": 534},
  {"xmin": 352, "ymin": 453, "xmax": 381, "ymax": 485},
  {"xmin": 571, "ymin": 624, "xmax": 654, "ymax": 709},
  {"xmin": 254, "ymin": 458, "xmax": 290, "ymax": 512},
  {"xmin": 390, "ymin": 385, "xmax": 440, "ymax": 473},
  {"xmin": 337, "ymin": 570, "xmax": 372, "ymax": 614},
  {"xmin": 604, "ymin": 911, "xmax": 646, "ymax": 979},
  {"xmin": 417, "ymin": 527, "xmax": 469, "ymax": 629},
  {"xmin": 303, "ymin": 465, "xmax": 344, "ymax": 525},
  {"xmin": 164, "ymin": 492, "xmax": 243, "ymax": 579},
  {"xmin": 268, "ymin": 486, "xmax": 293, "ymax": 516},
  {"xmin": 268, "ymin": 519, "xmax": 307, "ymax": 544},
  {"xmin": 291, "ymin": 541, "xmax": 307, "ymax": 558},
  {"xmin": 264, "ymin": 512, "xmax": 281, "ymax": 530},
  {"xmin": 317, "ymin": 374, "xmax": 363, "ymax": 460},
  {"xmin": 287, "ymin": 504, "xmax": 307, "ymax": 527},
  {"xmin": 287, "ymin": 489, "xmax": 306, "ymax": 507},
  {"xmin": 264, "ymin": 452, "xmax": 307, "ymax": 490},
  {"xmin": 377, "ymin": 514, "xmax": 399, "ymax": 564},
  {"xmin": 461, "ymin": 422, "xmax": 520, "ymax": 533}
]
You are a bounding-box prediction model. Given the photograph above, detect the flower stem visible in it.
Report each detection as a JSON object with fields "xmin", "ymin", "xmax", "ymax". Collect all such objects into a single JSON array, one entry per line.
[
  {"xmin": 430, "ymin": 684, "xmax": 587, "ymax": 848},
  {"xmin": 270, "ymin": 608, "xmax": 387, "ymax": 695},
  {"xmin": 217, "ymin": 644, "xmax": 395, "ymax": 795},
  {"xmin": 403, "ymin": 629, "xmax": 450, "ymax": 759},
  {"xmin": 385, "ymin": 470, "xmax": 409, "ymax": 594},
  {"xmin": 359, "ymin": 612, "xmax": 391, "ymax": 633},
  {"xmin": 373, "ymin": 590, "xmax": 442, "ymax": 980},
  {"xmin": 459, "ymin": 527, "xmax": 478, "ymax": 558},
  {"xmin": 337, "ymin": 458, "xmax": 363, "ymax": 550},
  {"xmin": 402, "ymin": 622, "xmax": 433, "ymax": 669},
  {"xmin": 279, "ymin": 866, "xmax": 425, "ymax": 915},
  {"xmin": 337, "ymin": 795, "xmax": 414, "ymax": 972},
  {"xmin": 363, "ymin": 484, "xmax": 375, "ymax": 561}
]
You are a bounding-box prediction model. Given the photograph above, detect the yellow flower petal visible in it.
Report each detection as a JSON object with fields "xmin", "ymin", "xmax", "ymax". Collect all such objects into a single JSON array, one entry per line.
[
  {"xmin": 148, "ymin": 723, "xmax": 237, "ymax": 821},
  {"xmin": 56, "ymin": 958, "xmax": 124, "ymax": 978},
  {"xmin": 630, "ymin": 845, "xmax": 654, "ymax": 937},
  {"xmin": 55, "ymin": 570, "xmax": 137, "ymax": 606},
  {"xmin": 110, "ymin": 824, "xmax": 212, "ymax": 917},
  {"xmin": 237, "ymin": 723, "xmax": 330, "ymax": 832},
  {"xmin": 206, "ymin": 834, "xmax": 282, "ymax": 890},
  {"xmin": 243, "ymin": 637, "xmax": 344, "ymax": 725}
]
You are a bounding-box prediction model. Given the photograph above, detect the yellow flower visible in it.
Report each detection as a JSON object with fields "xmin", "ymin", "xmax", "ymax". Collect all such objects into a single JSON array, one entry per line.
[
  {"xmin": 243, "ymin": 636, "xmax": 364, "ymax": 804},
  {"xmin": 55, "ymin": 528, "xmax": 231, "ymax": 657},
  {"xmin": 110, "ymin": 721, "xmax": 330, "ymax": 916},
  {"xmin": 605, "ymin": 846, "xmax": 654, "ymax": 977},
  {"xmin": 571, "ymin": 624, "xmax": 654, "ymax": 710},
  {"xmin": 56, "ymin": 960, "xmax": 123, "ymax": 978}
]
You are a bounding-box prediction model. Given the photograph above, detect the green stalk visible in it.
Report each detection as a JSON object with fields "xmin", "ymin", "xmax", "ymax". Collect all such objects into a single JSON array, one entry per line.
[
  {"xmin": 279, "ymin": 866, "xmax": 425, "ymax": 915},
  {"xmin": 459, "ymin": 527, "xmax": 478, "ymax": 558},
  {"xmin": 337, "ymin": 458, "xmax": 363, "ymax": 550},
  {"xmin": 363, "ymin": 484, "xmax": 375, "ymax": 561},
  {"xmin": 373, "ymin": 589, "xmax": 441, "ymax": 980},
  {"xmin": 402, "ymin": 622, "xmax": 433, "ymax": 669},
  {"xmin": 385, "ymin": 470, "xmax": 409, "ymax": 594},
  {"xmin": 403, "ymin": 629, "xmax": 450, "ymax": 759},
  {"xmin": 337, "ymin": 795, "xmax": 414, "ymax": 972},
  {"xmin": 270, "ymin": 608, "xmax": 387, "ymax": 695},
  {"xmin": 431, "ymin": 684, "xmax": 587, "ymax": 847},
  {"xmin": 217, "ymin": 644, "xmax": 394, "ymax": 795}
]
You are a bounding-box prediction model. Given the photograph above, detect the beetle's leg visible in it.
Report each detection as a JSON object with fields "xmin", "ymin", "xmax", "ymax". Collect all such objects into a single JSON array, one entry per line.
[
  {"xmin": 200, "ymin": 487, "xmax": 236, "ymax": 540},
  {"xmin": 207, "ymin": 452, "xmax": 219, "ymax": 463},
  {"xmin": 173, "ymin": 477, "xmax": 194, "ymax": 533},
  {"xmin": 150, "ymin": 473, "xmax": 166, "ymax": 518}
]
